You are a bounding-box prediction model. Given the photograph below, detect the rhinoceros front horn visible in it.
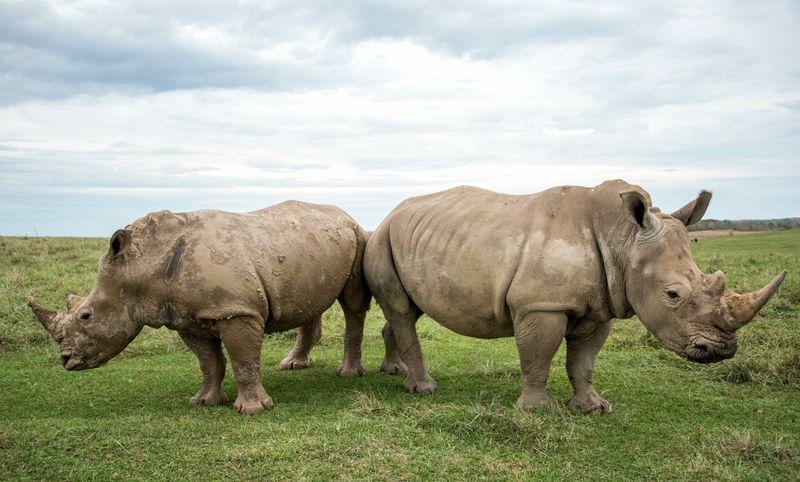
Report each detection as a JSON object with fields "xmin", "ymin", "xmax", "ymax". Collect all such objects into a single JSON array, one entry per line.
[
  {"xmin": 722, "ymin": 271, "xmax": 787, "ymax": 331},
  {"xmin": 27, "ymin": 297, "xmax": 59, "ymax": 334}
]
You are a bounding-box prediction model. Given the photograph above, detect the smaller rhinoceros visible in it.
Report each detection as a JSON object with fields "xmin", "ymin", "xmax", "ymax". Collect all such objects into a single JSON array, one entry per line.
[{"xmin": 29, "ymin": 202, "xmax": 370, "ymax": 414}]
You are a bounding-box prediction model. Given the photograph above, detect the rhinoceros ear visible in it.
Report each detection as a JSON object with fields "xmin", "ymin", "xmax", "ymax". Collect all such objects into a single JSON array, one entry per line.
[
  {"xmin": 109, "ymin": 229, "xmax": 132, "ymax": 257},
  {"xmin": 66, "ymin": 294, "xmax": 84, "ymax": 312},
  {"xmin": 620, "ymin": 190, "xmax": 661, "ymax": 234},
  {"xmin": 671, "ymin": 190, "xmax": 712, "ymax": 226}
]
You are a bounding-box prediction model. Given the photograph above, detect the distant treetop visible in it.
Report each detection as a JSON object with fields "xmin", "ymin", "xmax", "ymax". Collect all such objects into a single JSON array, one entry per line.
[{"xmin": 687, "ymin": 218, "xmax": 800, "ymax": 232}]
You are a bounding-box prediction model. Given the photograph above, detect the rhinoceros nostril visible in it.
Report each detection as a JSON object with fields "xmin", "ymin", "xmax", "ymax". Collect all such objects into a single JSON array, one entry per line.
[
  {"xmin": 686, "ymin": 343, "xmax": 713, "ymax": 363},
  {"xmin": 60, "ymin": 353, "xmax": 71, "ymax": 366}
]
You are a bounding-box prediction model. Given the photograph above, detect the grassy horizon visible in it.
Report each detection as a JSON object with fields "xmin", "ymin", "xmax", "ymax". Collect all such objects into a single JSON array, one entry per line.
[{"xmin": 0, "ymin": 231, "xmax": 798, "ymax": 480}]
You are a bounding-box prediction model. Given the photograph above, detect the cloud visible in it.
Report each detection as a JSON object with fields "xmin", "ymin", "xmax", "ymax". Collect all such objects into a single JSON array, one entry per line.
[
  {"xmin": 3, "ymin": 2, "xmax": 797, "ymax": 100},
  {"xmin": 0, "ymin": 0, "xmax": 352, "ymax": 103},
  {"xmin": 0, "ymin": 1, "xmax": 798, "ymax": 235}
]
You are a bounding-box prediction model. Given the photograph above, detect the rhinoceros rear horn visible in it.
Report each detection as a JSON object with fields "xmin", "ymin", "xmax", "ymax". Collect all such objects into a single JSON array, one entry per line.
[
  {"xmin": 28, "ymin": 297, "xmax": 58, "ymax": 333},
  {"xmin": 672, "ymin": 189, "xmax": 712, "ymax": 226},
  {"xmin": 722, "ymin": 271, "xmax": 787, "ymax": 331}
]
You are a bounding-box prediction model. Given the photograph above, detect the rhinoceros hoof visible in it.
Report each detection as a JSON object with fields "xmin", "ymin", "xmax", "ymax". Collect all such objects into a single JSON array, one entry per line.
[
  {"xmin": 404, "ymin": 377, "xmax": 437, "ymax": 394},
  {"xmin": 567, "ymin": 393, "xmax": 613, "ymax": 414},
  {"xmin": 233, "ymin": 392, "xmax": 274, "ymax": 415},
  {"xmin": 379, "ymin": 360, "xmax": 408, "ymax": 375},
  {"xmin": 516, "ymin": 394, "xmax": 557, "ymax": 410},
  {"xmin": 336, "ymin": 362, "xmax": 366, "ymax": 378},
  {"xmin": 279, "ymin": 356, "xmax": 310, "ymax": 370},
  {"xmin": 189, "ymin": 389, "xmax": 229, "ymax": 406}
]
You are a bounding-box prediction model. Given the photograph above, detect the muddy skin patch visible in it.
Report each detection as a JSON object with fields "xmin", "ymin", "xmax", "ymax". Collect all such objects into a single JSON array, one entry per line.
[
  {"xmin": 133, "ymin": 303, "xmax": 148, "ymax": 327},
  {"xmin": 160, "ymin": 302, "xmax": 180, "ymax": 328},
  {"xmin": 105, "ymin": 311, "xmax": 121, "ymax": 338},
  {"xmin": 165, "ymin": 238, "xmax": 186, "ymax": 284},
  {"xmin": 105, "ymin": 308, "xmax": 142, "ymax": 338}
]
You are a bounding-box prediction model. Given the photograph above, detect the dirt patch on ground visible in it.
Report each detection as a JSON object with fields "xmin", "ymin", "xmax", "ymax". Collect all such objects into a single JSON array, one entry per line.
[{"xmin": 689, "ymin": 230, "xmax": 760, "ymax": 239}]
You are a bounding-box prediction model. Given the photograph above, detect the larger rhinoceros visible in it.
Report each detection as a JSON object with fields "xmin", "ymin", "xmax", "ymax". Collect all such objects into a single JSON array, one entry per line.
[
  {"xmin": 29, "ymin": 202, "xmax": 370, "ymax": 414},
  {"xmin": 363, "ymin": 180, "xmax": 786, "ymax": 413}
]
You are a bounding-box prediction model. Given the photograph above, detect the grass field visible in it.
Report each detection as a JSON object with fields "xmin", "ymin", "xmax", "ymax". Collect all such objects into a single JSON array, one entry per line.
[{"xmin": 0, "ymin": 231, "xmax": 798, "ymax": 480}]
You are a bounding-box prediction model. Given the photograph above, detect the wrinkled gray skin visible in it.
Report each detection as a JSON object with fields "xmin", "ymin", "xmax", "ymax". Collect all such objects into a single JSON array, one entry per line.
[
  {"xmin": 30, "ymin": 202, "xmax": 370, "ymax": 414},
  {"xmin": 364, "ymin": 180, "xmax": 786, "ymax": 413}
]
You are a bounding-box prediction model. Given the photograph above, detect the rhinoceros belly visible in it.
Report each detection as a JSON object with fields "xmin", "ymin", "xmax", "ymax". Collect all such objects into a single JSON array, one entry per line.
[{"xmin": 390, "ymin": 214, "xmax": 521, "ymax": 338}]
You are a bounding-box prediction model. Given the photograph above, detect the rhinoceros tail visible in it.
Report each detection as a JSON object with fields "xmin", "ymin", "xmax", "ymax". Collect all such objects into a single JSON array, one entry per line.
[{"xmin": 338, "ymin": 224, "xmax": 372, "ymax": 315}]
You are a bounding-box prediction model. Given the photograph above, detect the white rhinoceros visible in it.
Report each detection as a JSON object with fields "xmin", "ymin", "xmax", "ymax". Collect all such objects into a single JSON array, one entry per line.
[
  {"xmin": 364, "ymin": 180, "xmax": 785, "ymax": 413},
  {"xmin": 30, "ymin": 201, "xmax": 370, "ymax": 414}
]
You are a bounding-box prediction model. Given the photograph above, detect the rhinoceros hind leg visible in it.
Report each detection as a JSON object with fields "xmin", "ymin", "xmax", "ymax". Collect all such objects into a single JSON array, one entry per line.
[
  {"xmin": 279, "ymin": 318, "xmax": 322, "ymax": 370},
  {"xmin": 178, "ymin": 331, "xmax": 229, "ymax": 406},
  {"xmin": 565, "ymin": 320, "xmax": 613, "ymax": 414},
  {"xmin": 217, "ymin": 317, "xmax": 274, "ymax": 414},
  {"xmin": 365, "ymin": 227, "xmax": 431, "ymax": 390},
  {"xmin": 514, "ymin": 311, "xmax": 567, "ymax": 409},
  {"xmin": 379, "ymin": 322, "xmax": 408, "ymax": 375},
  {"xmin": 387, "ymin": 311, "xmax": 435, "ymax": 393},
  {"xmin": 335, "ymin": 301, "xmax": 367, "ymax": 378},
  {"xmin": 335, "ymin": 246, "xmax": 371, "ymax": 378}
]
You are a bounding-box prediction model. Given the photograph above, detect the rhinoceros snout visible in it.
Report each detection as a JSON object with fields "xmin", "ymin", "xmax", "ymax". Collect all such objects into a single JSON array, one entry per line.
[
  {"xmin": 60, "ymin": 351, "xmax": 85, "ymax": 371},
  {"xmin": 685, "ymin": 340, "xmax": 737, "ymax": 364}
]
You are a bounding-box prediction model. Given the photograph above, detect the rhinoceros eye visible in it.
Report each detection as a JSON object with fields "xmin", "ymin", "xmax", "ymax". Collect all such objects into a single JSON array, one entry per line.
[{"xmin": 666, "ymin": 290, "xmax": 680, "ymax": 301}]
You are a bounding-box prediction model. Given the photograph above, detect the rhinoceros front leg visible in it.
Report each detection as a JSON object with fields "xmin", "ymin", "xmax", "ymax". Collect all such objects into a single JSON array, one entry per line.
[
  {"xmin": 565, "ymin": 321, "xmax": 613, "ymax": 414},
  {"xmin": 217, "ymin": 316, "xmax": 274, "ymax": 414},
  {"xmin": 177, "ymin": 331, "xmax": 229, "ymax": 406},
  {"xmin": 279, "ymin": 318, "xmax": 321, "ymax": 370},
  {"xmin": 379, "ymin": 322, "xmax": 408, "ymax": 375},
  {"xmin": 513, "ymin": 312, "xmax": 567, "ymax": 409}
]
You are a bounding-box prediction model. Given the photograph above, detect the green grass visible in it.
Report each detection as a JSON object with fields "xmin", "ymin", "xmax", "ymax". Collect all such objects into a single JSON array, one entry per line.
[{"xmin": 1, "ymin": 232, "xmax": 799, "ymax": 480}]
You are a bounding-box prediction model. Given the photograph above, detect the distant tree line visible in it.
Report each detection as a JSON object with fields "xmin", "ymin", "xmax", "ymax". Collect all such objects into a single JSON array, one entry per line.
[{"xmin": 687, "ymin": 218, "xmax": 800, "ymax": 232}]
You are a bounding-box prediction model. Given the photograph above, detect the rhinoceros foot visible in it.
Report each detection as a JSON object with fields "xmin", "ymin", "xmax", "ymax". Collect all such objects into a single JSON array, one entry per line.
[
  {"xmin": 567, "ymin": 391, "xmax": 613, "ymax": 414},
  {"xmin": 279, "ymin": 355, "xmax": 310, "ymax": 370},
  {"xmin": 336, "ymin": 361, "xmax": 366, "ymax": 378},
  {"xmin": 516, "ymin": 393, "xmax": 558, "ymax": 410},
  {"xmin": 233, "ymin": 386, "xmax": 274, "ymax": 415},
  {"xmin": 404, "ymin": 375, "xmax": 437, "ymax": 394},
  {"xmin": 189, "ymin": 388, "xmax": 230, "ymax": 406},
  {"xmin": 379, "ymin": 360, "xmax": 408, "ymax": 375}
]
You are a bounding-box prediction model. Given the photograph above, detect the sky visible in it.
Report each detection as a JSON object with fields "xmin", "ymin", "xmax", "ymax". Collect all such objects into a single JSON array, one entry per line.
[{"xmin": 1, "ymin": 0, "xmax": 798, "ymax": 236}]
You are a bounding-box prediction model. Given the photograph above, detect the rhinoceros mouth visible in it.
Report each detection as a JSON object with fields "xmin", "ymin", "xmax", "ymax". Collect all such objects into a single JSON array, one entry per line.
[
  {"xmin": 684, "ymin": 339, "xmax": 737, "ymax": 364},
  {"xmin": 61, "ymin": 352, "xmax": 86, "ymax": 371}
]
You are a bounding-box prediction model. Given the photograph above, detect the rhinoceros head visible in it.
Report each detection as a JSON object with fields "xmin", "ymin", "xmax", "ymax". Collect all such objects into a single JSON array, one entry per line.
[
  {"xmin": 29, "ymin": 229, "xmax": 146, "ymax": 370},
  {"xmin": 620, "ymin": 189, "xmax": 786, "ymax": 364}
]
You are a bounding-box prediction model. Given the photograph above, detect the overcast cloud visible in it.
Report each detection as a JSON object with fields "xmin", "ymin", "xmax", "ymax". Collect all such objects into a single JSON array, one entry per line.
[{"xmin": 1, "ymin": 0, "xmax": 798, "ymax": 235}]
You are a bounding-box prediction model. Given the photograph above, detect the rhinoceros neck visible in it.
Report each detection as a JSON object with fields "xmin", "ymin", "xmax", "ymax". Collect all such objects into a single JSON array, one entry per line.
[
  {"xmin": 118, "ymin": 246, "xmax": 188, "ymax": 330},
  {"xmin": 590, "ymin": 192, "xmax": 638, "ymax": 320},
  {"xmin": 599, "ymin": 222, "xmax": 637, "ymax": 320}
]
